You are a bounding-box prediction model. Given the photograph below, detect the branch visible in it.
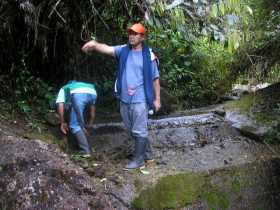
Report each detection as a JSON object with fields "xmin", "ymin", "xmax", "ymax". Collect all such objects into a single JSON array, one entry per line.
[
  {"xmin": 54, "ymin": 8, "xmax": 66, "ymax": 23},
  {"xmin": 89, "ymin": 0, "xmax": 110, "ymax": 31},
  {"xmin": 48, "ymin": 0, "xmax": 66, "ymax": 23},
  {"xmin": 48, "ymin": 0, "xmax": 62, "ymax": 19}
]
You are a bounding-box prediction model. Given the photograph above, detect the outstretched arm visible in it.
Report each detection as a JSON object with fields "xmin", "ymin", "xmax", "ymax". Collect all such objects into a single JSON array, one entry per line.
[
  {"xmin": 81, "ymin": 40, "xmax": 115, "ymax": 57},
  {"xmin": 57, "ymin": 103, "xmax": 69, "ymax": 134},
  {"xmin": 153, "ymin": 78, "xmax": 161, "ymax": 112}
]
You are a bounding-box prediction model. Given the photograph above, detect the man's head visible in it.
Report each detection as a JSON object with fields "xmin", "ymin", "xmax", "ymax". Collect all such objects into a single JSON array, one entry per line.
[{"xmin": 127, "ymin": 23, "xmax": 146, "ymax": 47}]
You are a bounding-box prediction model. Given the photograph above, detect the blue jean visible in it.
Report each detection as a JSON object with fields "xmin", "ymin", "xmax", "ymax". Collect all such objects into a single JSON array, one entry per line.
[{"xmin": 69, "ymin": 93, "xmax": 96, "ymax": 134}]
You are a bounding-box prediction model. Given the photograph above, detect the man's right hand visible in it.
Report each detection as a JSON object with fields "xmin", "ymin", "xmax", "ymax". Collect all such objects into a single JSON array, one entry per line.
[
  {"xmin": 81, "ymin": 40, "xmax": 115, "ymax": 57},
  {"xmin": 60, "ymin": 122, "xmax": 69, "ymax": 134},
  {"xmin": 81, "ymin": 40, "xmax": 97, "ymax": 53}
]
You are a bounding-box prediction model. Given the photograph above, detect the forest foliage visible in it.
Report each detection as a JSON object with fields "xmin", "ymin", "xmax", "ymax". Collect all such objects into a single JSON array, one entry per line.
[{"xmin": 0, "ymin": 0, "xmax": 279, "ymax": 114}]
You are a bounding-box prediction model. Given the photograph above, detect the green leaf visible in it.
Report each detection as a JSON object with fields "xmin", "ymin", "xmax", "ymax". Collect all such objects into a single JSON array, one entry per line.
[
  {"xmin": 246, "ymin": 6, "xmax": 253, "ymax": 15},
  {"xmin": 219, "ymin": 3, "xmax": 225, "ymax": 15},
  {"xmin": 184, "ymin": 61, "xmax": 191, "ymax": 66},
  {"xmin": 211, "ymin": 4, "xmax": 218, "ymax": 18}
]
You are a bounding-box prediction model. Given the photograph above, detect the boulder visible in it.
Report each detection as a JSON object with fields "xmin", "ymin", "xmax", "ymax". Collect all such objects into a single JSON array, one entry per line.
[
  {"xmin": 0, "ymin": 133, "xmax": 113, "ymax": 210},
  {"xmin": 226, "ymin": 111, "xmax": 269, "ymax": 141}
]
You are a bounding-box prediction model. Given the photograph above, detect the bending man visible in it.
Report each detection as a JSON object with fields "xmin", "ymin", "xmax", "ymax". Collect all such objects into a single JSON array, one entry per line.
[{"xmin": 56, "ymin": 80, "xmax": 97, "ymax": 157}]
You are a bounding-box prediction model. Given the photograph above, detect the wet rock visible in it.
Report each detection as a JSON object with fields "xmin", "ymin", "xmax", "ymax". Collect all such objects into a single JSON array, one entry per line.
[
  {"xmin": 221, "ymin": 95, "xmax": 241, "ymax": 101},
  {"xmin": 232, "ymin": 122, "xmax": 269, "ymax": 141},
  {"xmin": 149, "ymin": 113, "xmax": 222, "ymax": 129},
  {"xmin": 212, "ymin": 107, "xmax": 226, "ymax": 117},
  {"xmin": 224, "ymin": 83, "xmax": 280, "ymax": 142},
  {"xmin": 133, "ymin": 159, "xmax": 280, "ymax": 210},
  {"xmin": 199, "ymin": 138, "xmax": 208, "ymax": 147},
  {"xmin": 232, "ymin": 84, "xmax": 250, "ymax": 96},
  {"xmin": 92, "ymin": 113, "xmax": 222, "ymax": 132},
  {"xmin": 226, "ymin": 111, "xmax": 270, "ymax": 141},
  {"xmin": 0, "ymin": 133, "xmax": 113, "ymax": 210}
]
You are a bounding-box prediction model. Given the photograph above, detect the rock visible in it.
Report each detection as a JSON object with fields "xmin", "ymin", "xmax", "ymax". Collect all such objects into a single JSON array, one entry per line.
[
  {"xmin": 44, "ymin": 112, "xmax": 60, "ymax": 126},
  {"xmin": 231, "ymin": 122, "xmax": 269, "ymax": 141},
  {"xmin": 232, "ymin": 84, "xmax": 250, "ymax": 97},
  {"xmin": 0, "ymin": 134, "xmax": 113, "ymax": 210},
  {"xmin": 219, "ymin": 143, "xmax": 225, "ymax": 149},
  {"xmin": 221, "ymin": 95, "xmax": 241, "ymax": 101},
  {"xmin": 199, "ymin": 138, "xmax": 208, "ymax": 147},
  {"xmin": 226, "ymin": 110, "xmax": 271, "ymax": 141},
  {"xmin": 250, "ymin": 82, "xmax": 270, "ymax": 92},
  {"xmin": 222, "ymin": 83, "xmax": 271, "ymax": 102},
  {"xmin": 92, "ymin": 166, "xmax": 106, "ymax": 178},
  {"xmin": 212, "ymin": 107, "xmax": 226, "ymax": 117}
]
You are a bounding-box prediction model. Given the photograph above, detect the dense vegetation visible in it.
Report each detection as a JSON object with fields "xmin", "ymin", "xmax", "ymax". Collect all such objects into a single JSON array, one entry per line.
[{"xmin": 0, "ymin": 0, "xmax": 279, "ymax": 113}]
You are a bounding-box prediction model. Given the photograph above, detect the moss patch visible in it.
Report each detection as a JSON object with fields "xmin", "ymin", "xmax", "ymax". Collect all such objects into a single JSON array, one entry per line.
[
  {"xmin": 132, "ymin": 173, "xmax": 230, "ymax": 210},
  {"xmin": 202, "ymin": 187, "xmax": 229, "ymax": 210},
  {"xmin": 132, "ymin": 173, "xmax": 203, "ymax": 209},
  {"xmin": 225, "ymin": 94, "xmax": 260, "ymax": 114},
  {"xmin": 225, "ymin": 93, "xmax": 279, "ymax": 126},
  {"xmin": 132, "ymin": 159, "xmax": 280, "ymax": 210},
  {"xmin": 134, "ymin": 179, "xmax": 144, "ymax": 192}
]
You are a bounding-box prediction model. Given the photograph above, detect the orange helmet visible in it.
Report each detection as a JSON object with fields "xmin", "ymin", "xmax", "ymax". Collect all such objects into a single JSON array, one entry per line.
[{"xmin": 127, "ymin": 23, "xmax": 147, "ymax": 35}]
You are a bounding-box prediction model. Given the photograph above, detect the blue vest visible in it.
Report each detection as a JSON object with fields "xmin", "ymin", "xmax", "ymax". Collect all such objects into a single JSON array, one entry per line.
[{"xmin": 116, "ymin": 44, "xmax": 155, "ymax": 108}]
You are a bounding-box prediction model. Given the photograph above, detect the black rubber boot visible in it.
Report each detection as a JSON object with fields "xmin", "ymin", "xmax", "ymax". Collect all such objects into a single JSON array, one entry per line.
[
  {"xmin": 74, "ymin": 130, "xmax": 91, "ymax": 155},
  {"xmin": 124, "ymin": 137, "xmax": 146, "ymax": 170},
  {"xmin": 125, "ymin": 137, "xmax": 134, "ymax": 158},
  {"xmin": 144, "ymin": 138, "xmax": 154, "ymax": 162}
]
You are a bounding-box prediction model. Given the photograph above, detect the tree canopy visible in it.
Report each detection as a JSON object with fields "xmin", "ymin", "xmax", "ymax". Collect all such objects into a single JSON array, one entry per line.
[{"xmin": 0, "ymin": 0, "xmax": 279, "ymax": 112}]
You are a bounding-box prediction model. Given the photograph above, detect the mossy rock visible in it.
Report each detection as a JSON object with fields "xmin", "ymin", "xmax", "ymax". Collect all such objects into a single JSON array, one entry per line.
[
  {"xmin": 132, "ymin": 173, "xmax": 230, "ymax": 210},
  {"xmin": 225, "ymin": 83, "xmax": 280, "ymax": 126},
  {"xmin": 132, "ymin": 173, "xmax": 204, "ymax": 209},
  {"xmin": 132, "ymin": 159, "xmax": 280, "ymax": 210}
]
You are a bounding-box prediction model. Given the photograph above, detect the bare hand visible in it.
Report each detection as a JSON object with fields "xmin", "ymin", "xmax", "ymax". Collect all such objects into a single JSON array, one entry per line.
[
  {"xmin": 84, "ymin": 124, "xmax": 93, "ymax": 136},
  {"xmin": 153, "ymin": 99, "xmax": 161, "ymax": 112},
  {"xmin": 81, "ymin": 40, "xmax": 97, "ymax": 53},
  {"xmin": 60, "ymin": 122, "xmax": 69, "ymax": 134}
]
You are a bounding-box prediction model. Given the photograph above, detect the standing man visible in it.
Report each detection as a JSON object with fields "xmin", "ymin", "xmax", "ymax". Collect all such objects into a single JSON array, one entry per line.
[
  {"xmin": 56, "ymin": 80, "xmax": 97, "ymax": 157},
  {"xmin": 82, "ymin": 23, "xmax": 161, "ymax": 170}
]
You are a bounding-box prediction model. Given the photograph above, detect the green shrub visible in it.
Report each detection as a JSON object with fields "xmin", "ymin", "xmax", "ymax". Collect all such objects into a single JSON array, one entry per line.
[
  {"xmin": 10, "ymin": 60, "xmax": 56, "ymax": 115},
  {"xmin": 149, "ymin": 29, "xmax": 233, "ymax": 107},
  {"xmin": 189, "ymin": 37, "xmax": 233, "ymax": 105}
]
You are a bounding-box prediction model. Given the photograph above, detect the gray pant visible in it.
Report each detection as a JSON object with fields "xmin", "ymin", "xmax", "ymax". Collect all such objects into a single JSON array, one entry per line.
[{"xmin": 120, "ymin": 102, "xmax": 148, "ymax": 138}]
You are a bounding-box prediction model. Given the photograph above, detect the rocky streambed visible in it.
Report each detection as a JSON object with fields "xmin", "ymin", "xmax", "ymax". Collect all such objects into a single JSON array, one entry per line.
[
  {"xmin": 87, "ymin": 111, "xmax": 280, "ymax": 210},
  {"xmin": 0, "ymin": 108, "xmax": 279, "ymax": 210}
]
